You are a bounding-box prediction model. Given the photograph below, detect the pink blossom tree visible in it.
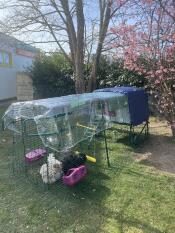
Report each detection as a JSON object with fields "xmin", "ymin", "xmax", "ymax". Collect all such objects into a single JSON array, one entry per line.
[{"xmin": 110, "ymin": 0, "xmax": 175, "ymax": 136}]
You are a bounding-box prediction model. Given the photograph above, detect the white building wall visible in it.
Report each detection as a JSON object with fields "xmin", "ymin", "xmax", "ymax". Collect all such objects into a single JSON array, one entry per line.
[
  {"xmin": 0, "ymin": 46, "xmax": 34, "ymax": 100},
  {"xmin": 14, "ymin": 53, "xmax": 34, "ymax": 71},
  {"xmin": 0, "ymin": 67, "xmax": 17, "ymax": 100}
]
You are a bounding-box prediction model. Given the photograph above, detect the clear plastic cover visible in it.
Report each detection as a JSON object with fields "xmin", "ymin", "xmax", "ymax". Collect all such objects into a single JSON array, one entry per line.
[{"xmin": 3, "ymin": 92, "xmax": 130, "ymax": 152}]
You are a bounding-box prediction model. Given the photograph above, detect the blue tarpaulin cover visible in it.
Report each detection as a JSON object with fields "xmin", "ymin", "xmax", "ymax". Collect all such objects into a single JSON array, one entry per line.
[{"xmin": 95, "ymin": 86, "xmax": 149, "ymax": 126}]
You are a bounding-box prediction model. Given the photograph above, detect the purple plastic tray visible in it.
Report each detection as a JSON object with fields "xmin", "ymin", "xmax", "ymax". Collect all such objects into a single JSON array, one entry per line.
[{"xmin": 25, "ymin": 148, "xmax": 46, "ymax": 163}]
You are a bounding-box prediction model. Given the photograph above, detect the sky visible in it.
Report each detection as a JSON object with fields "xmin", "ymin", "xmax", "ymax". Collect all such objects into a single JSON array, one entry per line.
[{"xmin": 0, "ymin": 0, "xmax": 135, "ymax": 55}]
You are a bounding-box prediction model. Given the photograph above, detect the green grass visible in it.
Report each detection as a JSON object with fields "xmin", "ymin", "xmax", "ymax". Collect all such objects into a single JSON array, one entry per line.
[{"xmin": 0, "ymin": 105, "xmax": 175, "ymax": 233}]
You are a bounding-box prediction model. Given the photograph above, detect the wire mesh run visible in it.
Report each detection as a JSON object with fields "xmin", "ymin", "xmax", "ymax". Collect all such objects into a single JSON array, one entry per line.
[{"xmin": 3, "ymin": 91, "xmax": 149, "ymax": 188}]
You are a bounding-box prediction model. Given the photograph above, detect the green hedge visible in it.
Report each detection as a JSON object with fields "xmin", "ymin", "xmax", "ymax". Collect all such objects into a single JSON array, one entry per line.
[
  {"xmin": 28, "ymin": 53, "xmax": 75, "ymax": 99},
  {"xmin": 28, "ymin": 54, "xmax": 146, "ymax": 99}
]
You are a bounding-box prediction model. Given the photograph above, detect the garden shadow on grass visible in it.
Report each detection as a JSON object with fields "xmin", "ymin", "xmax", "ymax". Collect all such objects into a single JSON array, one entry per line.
[
  {"xmin": 115, "ymin": 134, "xmax": 148, "ymax": 149},
  {"xmin": 134, "ymin": 133, "xmax": 175, "ymax": 174},
  {"xmin": 101, "ymin": 201, "xmax": 165, "ymax": 233}
]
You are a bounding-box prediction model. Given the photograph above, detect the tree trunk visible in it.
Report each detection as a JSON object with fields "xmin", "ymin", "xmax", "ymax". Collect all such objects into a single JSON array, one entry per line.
[
  {"xmin": 87, "ymin": 0, "xmax": 112, "ymax": 92},
  {"xmin": 87, "ymin": 55, "xmax": 99, "ymax": 92},
  {"xmin": 171, "ymin": 124, "xmax": 175, "ymax": 138},
  {"xmin": 75, "ymin": 0, "xmax": 85, "ymax": 94},
  {"xmin": 75, "ymin": 66, "xmax": 85, "ymax": 94}
]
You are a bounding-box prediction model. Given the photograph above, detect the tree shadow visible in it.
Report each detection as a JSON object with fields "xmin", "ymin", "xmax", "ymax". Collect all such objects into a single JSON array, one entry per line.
[
  {"xmin": 108, "ymin": 127, "xmax": 175, "ymax": 175},
  {"xmin": 133, "ymin": 133, "xmax": 175, "ymax": 174},
  {"xmin": 101, "ymin": 199, "xmax": 165, "ymax": 233}
]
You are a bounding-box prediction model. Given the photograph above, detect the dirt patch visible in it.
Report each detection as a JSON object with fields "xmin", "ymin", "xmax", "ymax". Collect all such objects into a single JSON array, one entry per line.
[{"xmin": 134, "ymin": 119, "xmax": 175, "ymax": 174}]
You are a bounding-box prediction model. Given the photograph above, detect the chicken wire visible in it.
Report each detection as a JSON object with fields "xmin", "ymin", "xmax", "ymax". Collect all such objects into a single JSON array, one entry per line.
[{"xmin": 3, "ymin": 92, "xmax": 130, "ymax": 152}]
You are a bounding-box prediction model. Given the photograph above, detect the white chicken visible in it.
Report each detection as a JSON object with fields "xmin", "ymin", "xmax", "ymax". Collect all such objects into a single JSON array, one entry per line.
[{"xmin": 40, "ymin": 153, "xmax": 62, "ymax": 184}]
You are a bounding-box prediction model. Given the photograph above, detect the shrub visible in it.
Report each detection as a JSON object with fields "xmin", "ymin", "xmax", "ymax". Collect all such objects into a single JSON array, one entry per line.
[
  {"xmin": 28, "ymin": 53, "xmax": 75, "ymax": 99},
  {"xmin": 96, "ymin": 57, "xmax": 146, "ymax": 89}
]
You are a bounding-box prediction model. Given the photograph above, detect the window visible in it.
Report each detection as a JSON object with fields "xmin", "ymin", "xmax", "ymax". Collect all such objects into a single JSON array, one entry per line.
[{"xmin": 0, "ymin": 50, "xmax": 12, "ymax": 67}]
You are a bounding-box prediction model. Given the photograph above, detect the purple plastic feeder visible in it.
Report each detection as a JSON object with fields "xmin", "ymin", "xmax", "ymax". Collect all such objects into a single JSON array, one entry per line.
[
  {"xmin": 62, "ymin": 165, "xmax": 87, "ymax": 186},
  {"xmin": 25, "ymin": 148, "xmax": 46, "ymax": 163}
]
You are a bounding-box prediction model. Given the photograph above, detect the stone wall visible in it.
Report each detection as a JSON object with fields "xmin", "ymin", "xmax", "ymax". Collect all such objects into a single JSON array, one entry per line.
[{"xmin": 16, "ymin": 72, "xmax": 33, "ymax": 101}]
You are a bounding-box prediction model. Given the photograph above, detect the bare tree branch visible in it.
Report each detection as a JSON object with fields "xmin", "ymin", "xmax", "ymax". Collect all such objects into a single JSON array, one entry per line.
[{"xmin": 0, "ymin": 0, "xmax": 129, "ymax": 93}]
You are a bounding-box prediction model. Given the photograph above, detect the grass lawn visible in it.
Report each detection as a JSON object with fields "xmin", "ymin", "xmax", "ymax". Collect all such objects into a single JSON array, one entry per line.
[{"xmin": 0, "ymin": 105, "xmax": 175, "ymax": 233}]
